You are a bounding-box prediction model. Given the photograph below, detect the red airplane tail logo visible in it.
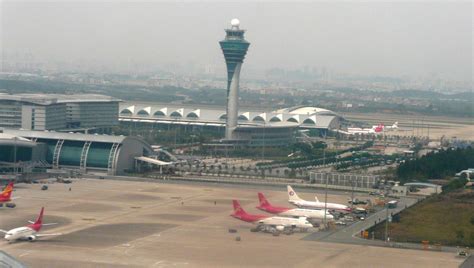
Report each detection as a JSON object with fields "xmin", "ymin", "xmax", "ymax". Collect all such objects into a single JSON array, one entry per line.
[
  {"xmin": 28, "ymin": 207, "xmax": 44, "ymax": 232},
  {"xmin": 231, "ymin": 200, "xmax": 267, "ymax": 222},
  {"xmin": 232, "ymin": 200, "xmax": 246, "ymax": 216},
  {"xmin": 257, "ymin": 193, "xmax": 271, "ymax": 208},
  {"xmin": 256, "ymin": 193, "xmax": 289, "ymax": 214},
  {"xmin": 375, "ymin": 124, "xmax": 384, "ymax": 133}
]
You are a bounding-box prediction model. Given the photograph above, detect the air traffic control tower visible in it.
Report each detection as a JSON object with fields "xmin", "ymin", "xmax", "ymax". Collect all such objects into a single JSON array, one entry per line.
[{"xmin": 220, "ymin": 18, "xmax": 250, "ymax": 140}]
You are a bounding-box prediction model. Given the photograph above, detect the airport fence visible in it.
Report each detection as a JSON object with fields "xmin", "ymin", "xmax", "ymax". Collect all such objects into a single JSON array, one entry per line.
[{"xmin": 310, "ymin": 172, "xmax": 380, "ymax": 191}]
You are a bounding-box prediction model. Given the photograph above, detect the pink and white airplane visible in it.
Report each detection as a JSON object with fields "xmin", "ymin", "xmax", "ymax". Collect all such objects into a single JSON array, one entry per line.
[
  {"xmin": 287, "ymin": 186, "xmax": 351, "ymax": 213},
  {"xmin": 346, "ymin": 122, "xmax": 398, "ymax": 135},
  {"xmin": 256, "ymin": 193, "xmax": 333, "ymax": 222},
  {"xmin": 231, "ymin": 200, "xmax": 313, "ymax": 231},
  {"xmin": 0, "ymin": 207, "xmax": 62, "ymax": 242}
]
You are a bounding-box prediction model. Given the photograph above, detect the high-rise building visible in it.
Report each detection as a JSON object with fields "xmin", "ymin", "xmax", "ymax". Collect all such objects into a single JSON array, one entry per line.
[
  {"xmin": 0, "ymin": 94, "xmax": 120, "ymax": 131},
  {"xmin": 219, "ymin": 18, "xmax": 250, "ymax": 140}
]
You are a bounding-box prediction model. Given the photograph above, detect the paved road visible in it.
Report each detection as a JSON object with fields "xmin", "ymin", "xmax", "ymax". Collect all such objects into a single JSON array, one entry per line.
[
  {"xmin": 460, "ymin": 255, "xmax": 474, "ymax": 268},
  {"xmin": 304, "ymin": 196, "xmax": 462, "ymax": 253},
  {"xmin": 304, "ymin": 196, "xmax": 419, "ymax": 244}
]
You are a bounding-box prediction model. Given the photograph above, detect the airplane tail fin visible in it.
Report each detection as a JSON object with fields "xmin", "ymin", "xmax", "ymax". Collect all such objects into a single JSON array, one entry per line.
[
  {"xmin": 287, "ymin": 185, "xmax": 302, "ymax": 201},
  {"xmin": 27, "ymin": 207, "xmax": 45, "ymax": 232},
  {"xmin": 315, "ymin": 196, "xmax": 320, "ymax": 203},
  {"xmin": 257, "ymin": 193, "xmax": 271, "ymax": 207},
  {"xmin": 392, "ymin": 122, "xmax": 398, "ymax": 128},
  {"xmin": 232, "ymin": 200, "xmax": 248, "ymax": 217},
  {"xmin": 34, "ymin": 207, "xmax": 44, "ymax": 226},
  {"xmin": 1, "ymin": 182, "xmax": 13, "ymax": 199}
]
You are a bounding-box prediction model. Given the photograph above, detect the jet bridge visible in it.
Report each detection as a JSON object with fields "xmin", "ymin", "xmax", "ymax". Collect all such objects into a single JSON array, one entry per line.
[{"xmin": 135, "ymin": 156, "xmax": 173, "ymax": 174}]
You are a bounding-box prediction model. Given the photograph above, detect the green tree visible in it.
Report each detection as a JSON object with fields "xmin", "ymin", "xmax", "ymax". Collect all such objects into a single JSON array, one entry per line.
[{"xmin": 455, "ymin": 230, "xmax": 465, "ymax": 242}]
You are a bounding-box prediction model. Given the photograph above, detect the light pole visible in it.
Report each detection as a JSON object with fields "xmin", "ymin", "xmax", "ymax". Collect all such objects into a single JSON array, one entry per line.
[
  {"xmin": 13, "ymin": 137, "xmax": 17, "ymax": 179},
  {"xmin": 261, "ymin": 121, "xmax": 266, "ymax": 178},
  {"xmin": 351, "ymin": 177, "xmax": 355, "ymax": 211},
  {"xmin": 323, "ymin": 148, "xmax": 328, "ymax": 228},
  {"xmin": 174, "ymin": 120, "xmax": 177, "ymax": 149},
  {"xmin": 190, "ymin": 134, "xmax": 196, "ymax": 158},
  {"xmin": 385, "ymin": 205, "xmax": 390, "ymax": 242}
]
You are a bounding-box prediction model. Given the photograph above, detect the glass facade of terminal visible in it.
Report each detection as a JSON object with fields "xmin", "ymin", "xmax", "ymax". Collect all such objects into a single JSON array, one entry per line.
[
  {"xmin": 0, "ymin": 145, "xmax": 32, "ymax": 162},
  {"xmin": 39, "ymin": 138, "xmax": 115, "ymax": 169}
]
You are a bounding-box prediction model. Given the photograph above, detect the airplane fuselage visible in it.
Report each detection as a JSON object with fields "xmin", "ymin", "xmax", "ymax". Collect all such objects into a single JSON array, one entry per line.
[
  {"xmin": 289, "ymin": 200, "xmax": 351, "ymax": 213},
  {"xmin": 278, "ymin": 208, "xmax": 333, "ymax": 221},
  {"xmin": 4, "ymin": 227, "xmax": 36, "ymax": 241},
  {"xmin": 259, "ymin": 216, "xmax": 313, "ymax": 229}
]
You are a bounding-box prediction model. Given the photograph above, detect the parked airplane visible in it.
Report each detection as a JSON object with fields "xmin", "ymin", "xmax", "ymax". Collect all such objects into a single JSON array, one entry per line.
[
  {"xmin": 345, "ymin": 122, "xmax": 398, "ymax": 135},
  {"xmin": 231, "ymin": 200, "xmax": 313, "ymax": 231},
  {"xmin": 0, "ymin": 207, "xmax": 62, "ymax": 242},
  {"xmin": 256, "ymin": 193, "xmax": 333, "ymax": 222},
  {"xmin": 287, "ymin": 186, "xmax": 351, "ymax": 213},
  {"xmin": 380, "ymin": 122, "xmax": 398, "ymax": 130},
  {"xmin": 0, "ymin": 182, "xmax": 19, "ymax": 208},
  {"xmin": 347, "ymin": 124, "xmax": 384, "ymax": 135}
]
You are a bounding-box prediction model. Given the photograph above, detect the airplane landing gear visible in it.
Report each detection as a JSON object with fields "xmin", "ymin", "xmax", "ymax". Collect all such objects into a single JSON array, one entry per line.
[{"xmin": 0, "ymin": 203, "xmax": 16, "ymax": 208}]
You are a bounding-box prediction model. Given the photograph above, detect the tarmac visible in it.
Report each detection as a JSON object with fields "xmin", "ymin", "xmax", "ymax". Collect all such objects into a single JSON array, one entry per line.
[{"xmin": 0, "ymin": 179, "xmax": 464, "ymax": 267}]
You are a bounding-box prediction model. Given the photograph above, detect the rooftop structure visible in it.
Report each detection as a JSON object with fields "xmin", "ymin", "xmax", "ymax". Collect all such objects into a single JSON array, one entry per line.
[
  {"xmin": 119, "ymin": 103, "xmax": 340, "ymax": 130},
  {"xmin": 0, "ymin": 93, "xmax": 120, "ymax": 131},
  {"xmin": 0, "ymin": 93, "xmax": 120, "ymax": 105}
]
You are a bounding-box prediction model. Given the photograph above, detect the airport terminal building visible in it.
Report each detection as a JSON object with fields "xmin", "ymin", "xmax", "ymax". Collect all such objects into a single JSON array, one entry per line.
[
  {"xmin": 119, "ymin": 103, "xmax": 341, "ymax": 147},
  {"xmin": 0, "ymin": 129, "xmax": 160, "ymax": 176},
  {"xmin": 0, "ymin": 94, "xmax": 120, "ymax": 132}
]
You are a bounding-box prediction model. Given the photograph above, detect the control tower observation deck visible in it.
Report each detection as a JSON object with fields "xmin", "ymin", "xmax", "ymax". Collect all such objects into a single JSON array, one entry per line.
[{"xmin": 219, "ymin": 18, "xmax": 250, "ymax": 140}]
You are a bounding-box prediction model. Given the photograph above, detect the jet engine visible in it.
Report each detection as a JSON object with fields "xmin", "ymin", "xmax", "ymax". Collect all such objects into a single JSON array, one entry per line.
[
  {"xmin": 275, "ymin": 226, "xmax": 285, "ymax": 231},
  {"xmin": 27, "ymin": 235, "xmax": 36, "ymax": 241}
]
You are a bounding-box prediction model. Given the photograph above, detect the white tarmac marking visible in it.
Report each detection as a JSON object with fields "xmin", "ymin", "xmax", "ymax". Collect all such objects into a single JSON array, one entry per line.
[{"xmin": 19, "ymin": 251, "xmax": 31, "ymax": 257}]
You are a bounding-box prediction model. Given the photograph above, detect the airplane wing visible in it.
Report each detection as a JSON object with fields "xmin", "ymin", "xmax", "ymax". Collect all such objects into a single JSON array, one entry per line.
[
  {"xmin": 0, "ymin": 229, "xmax": 7, "ymax": 234},
  {"xmin": 36, "ymin": 233, "xmax": 62, "ymax": 237},
  {"xmin": 27, "ymin": 221, "xmax": 57, "ymax": 226}
]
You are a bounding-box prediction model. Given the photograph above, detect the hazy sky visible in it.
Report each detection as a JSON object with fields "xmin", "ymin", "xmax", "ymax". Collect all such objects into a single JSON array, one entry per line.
[{"xmin": 1, "ymin": 1, "xmax": 472, "ymax": 81}]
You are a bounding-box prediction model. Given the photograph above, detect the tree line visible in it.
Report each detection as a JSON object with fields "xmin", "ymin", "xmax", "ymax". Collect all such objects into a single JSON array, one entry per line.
[{"xmin": 397, "ymin": 147, "xmax": 474, "ymax": 182}]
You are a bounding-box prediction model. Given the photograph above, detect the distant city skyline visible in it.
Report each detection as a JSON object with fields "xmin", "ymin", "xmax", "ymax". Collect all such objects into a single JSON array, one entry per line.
[{"xmin": 1, "ymin": 1, "xmax": 472, "ymax": 85}]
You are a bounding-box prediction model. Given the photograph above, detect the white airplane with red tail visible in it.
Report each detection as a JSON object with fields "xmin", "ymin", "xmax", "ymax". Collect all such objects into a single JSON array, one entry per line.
[
  {"xmin": 231, "ymin": 200, "xmax": 313, "ymax": 231},
  {"xmin": 345, "ymin": 122, "xmax": 398, "ymax": 135},
  {"xmin": 287, "ymin": 186, "xmax": 351, "ymax": 213},
  {"xmin": 0, "ymin": 207, "xmax": 62, "ymax": 242},
  {"xmin": 256, "ymin": 193, "xmax": 333, "ymax": 222}
]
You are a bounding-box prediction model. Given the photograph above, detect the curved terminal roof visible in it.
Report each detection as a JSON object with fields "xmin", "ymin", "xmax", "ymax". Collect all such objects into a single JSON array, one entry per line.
[
  {"xmin": 0, "ymin": 133, "xmax": 36, "ymax": 147},
  {"xmin": 119, "ymin": 103, "xmax": 341, "ymax": 130},
  {"xmin": 404, "ymin": 182, "xmax": 442, "ymax": 188},
  {"xmin": 2, "ymin": 129, "xmax": 128, "ymax": 144},
  {"xmin": 277, "ymin": 106, "xmax": 337, "ymax": 116}
]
